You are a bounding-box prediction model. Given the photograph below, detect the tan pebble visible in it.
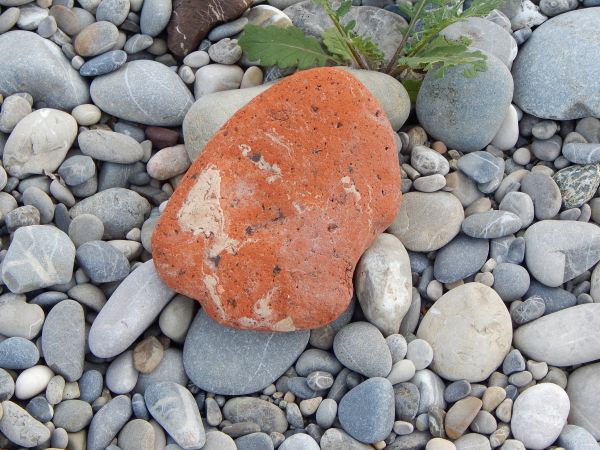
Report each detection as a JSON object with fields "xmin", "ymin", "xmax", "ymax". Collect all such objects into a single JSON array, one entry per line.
[
  {"xmin": 432, "ymin": 141, "xmax": 447, "ymax": 154},
  {"xmin": 426, "ymin": 437, "xmax": 456, "ymax": 450},
  {"xmin": 482, "ymin": 386, "xmax": 507, "ymax": 411},
  {"xmin": 444, "ymin": 396, "xmax": 482, "ymax": 440},
  {"xmin": 146, "ymin": 144, "xmax": 191, "ymax": 181},
  {"xmin": 133, "ymin": 336, "xmax": 164, "ymax": 374},
  {"xmin": 240, "ymin": 66, "xmax": 263, "ymax": 89}
]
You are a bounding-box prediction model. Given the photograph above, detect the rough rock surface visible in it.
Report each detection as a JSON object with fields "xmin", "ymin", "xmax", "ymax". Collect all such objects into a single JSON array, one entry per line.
[{"xmin": 153, "ymin": 67, "xmax": 401, "ymax": 331}]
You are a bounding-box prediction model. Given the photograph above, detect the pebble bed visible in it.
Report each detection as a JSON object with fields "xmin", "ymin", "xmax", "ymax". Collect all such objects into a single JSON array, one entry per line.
[{"xmin": 0, "ymin": 0, "xmax": 599, "ymax": 450}]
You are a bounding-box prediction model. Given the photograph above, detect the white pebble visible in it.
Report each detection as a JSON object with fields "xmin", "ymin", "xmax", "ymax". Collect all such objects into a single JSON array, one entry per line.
[
  {"xmin": 15, "ymin": 365, "xmax": 54, "ymax": 399},
  {"xmin": 71, "ymin": 104, "xmax": 101, "ymax": 126},
  {"xmin": 491, "ymin": 105, "xmax": 519, "ymax": 150}
]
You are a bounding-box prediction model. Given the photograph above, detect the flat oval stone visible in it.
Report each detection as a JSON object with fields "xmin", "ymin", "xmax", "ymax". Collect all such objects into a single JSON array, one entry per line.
[
  {"xmin": 433, "ymin": 234, "xmax": 489, "ymax": 284},
  {"xmin": 0, "ymin": 400, "xmax": 51, "ymax": 447},
  {"xmin": 512, "ymin": 8, "xmax": 600, "ymax": 119},
  {"xmin": 140, "ymin": 0, "xmax": 171, "ymax": 36},
  {"xmin": 79, "ymin": 129, "xmax": 144, "ymax": 164},
  {"xmin": 76, "ymin": 240, "xmax": 130, "ymax": 283},
  {"xmin": 145, "ymin": 382, "xmax": 205, "ymax": 449},
  {"xmin": 0, "ymin": 31, "xmax": 89, "ymax": 110},
  {"xmin": 88, "ymin": 260, "xmax": 175, "ymax": 358},
  {"xmin": 3, "ymin": 108, "xmax": 77, "ymax": 178},
  {"xmin": 417, "ymin": 283, "xmax": 512, "ymax": 382},
  {"xmin": 223, "ymin": 397, "xmax": 287, "ymax": 434},
  {"xmin": 333, "ymin": 322, "xmax": 392, "ymax": 378},
  {"xmin": 514, "ymin": 303, "xmax": 600, "ymax": 366},
  {"xmin": 41, "ymin": 300, "xmax": 85, "ymax": 382},
  {"xmin": 153, "ymin": 67, "xmax": 401, "ymax": 330},
  {"xmin": 388, "ymin": 192, "xmax": 464, "ymax": 252},
  {"xmin": 511, "ymin": 383, "xmax": 569, "ymax": 449},
  {"xmin": 183, "ymin": 310, "xmax": 309, "ymax": 395},
  {"xmin": 53, "ymin": 400, "xmax": 93, "ymax": 432},
  {"xmin": 87, "ymin": 395, "xmax": 132, "ymax": 450},
  {"xmin": 74, "ymin": 21, "xmax": 119, "ymax": 57},
  {"xmin": 90, "ymin": 60, "xmax": 194, "ymax": 126},
  {"xmin": 416, "ymin": 52, "xmax": 513, "ymax": 152},
  {"xmin": 355, "ymin": 233, "xmax": 412, "ymax": 337},
  {"xmin": 562, "ymin": 143, "xmax": 600, "ymax": 164},
  {"xmin": 525, "ymin": 220, "xmax": 600, "ymax": 287},
  {"xmin": 462, "ymin": 210, "xmax": 522, "ymax": 239},
  {"xmin": 567, "ymin": 363, "xmax": 600, "ymax": 439},
  {"xmin": 2, "ymin": 225, "xmax": 75, "ymax": 294},
  {"xmin": 80, "ymin": 50, "xmax": 127, "ymax": 77},
  {"xmin": 338, "ymin": 377, "xmax": 395, "ymax": 444},
  {"xmin": 70, "ymin": 188, "xmax": 151, "ymax": 239},
  {"xmin": 0, "ymin": 337, "xmax": 39, "ymax": 369}
]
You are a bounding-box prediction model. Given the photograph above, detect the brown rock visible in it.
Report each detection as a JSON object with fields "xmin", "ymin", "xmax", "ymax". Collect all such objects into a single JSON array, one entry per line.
[
  {"xmin": 167, "ymin": 0, "xmax": 252, "ymax": 58},
  {"xmin": 445, "ymin": 396, "xmax": 483, "ymax": 440},
  {"xmin": 133, "ymin": 336, "xmax": 164, "ymax": 374},
  {"xmin": 145, "ymin": 126, "xmax": 179, "ymax": 150},
  {"xmin": 152, "ymin": 67, "xmax": 401, "ymax": 331},
  {"xmin": 74, "ymin": 21, "xmax": 119, "ymax": 57}
]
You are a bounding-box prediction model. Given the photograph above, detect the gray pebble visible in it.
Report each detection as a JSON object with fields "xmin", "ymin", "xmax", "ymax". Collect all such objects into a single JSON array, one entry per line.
[
  {"xmin": 411, "ymin": 145, "xmax": 449, "ymax": 176},
  {"xmin": 223, "ymin": 396, "xmax": 287, "ymax": 434},
  {"xmin": 499, "ymin": 191, "xmax": 534, "ymax": 228},
  {"xmin": 0, "ymin": 94, "xmax": 31, "ymax": 133},
  {"xmin": 45, "ymin": 375, "xmax": 65, "ymax": 405},
  {"xmin": 135, "ymin": 348, "xmax": 187, "ymax": 394},
  {"xmin": 285, "ymin": 402, "xmax": 303, "ymax": 429},
  {"xmin": 53, "ymin": 399, "xmax": 93, "ymax": 432},
  {"xmin": 0, "ymin": 336, "xmax": 39, "ymax": 369},
  {"xmin": 333, "ymin": 322, "xmax": 392, "ymax": 378},
  {"xmin": 307, "ymin": 371, "xmax": 334, "ymax": 391},
  {"xmin": 386, "ymin": 334, "xmax": 408, "ymax": 364},
  {"xmin": 68, "ymin": 214, "xmax": 104, "ymax": 247},
  {"xmin": 511, "ymin": 295, "xmax": 545, "ymax": 324},
  {"xmin": 87, "ymin": 395, "xmax": 132, "ymax": 450},
  {"xmin": 235, "ymin": 432, "xmax": 273, "ymax": 450},
  {"xmin": 316, "ymin": 398, "xmax": 337, "ymax": 429},
  {"xmin": 444, "ymin": 380, "xmax": 471, "ymax": 403},
  {"xmin": 287, "ymin": 376, "xmax": 327, "ymax": 400},
  {"xmin": 139, "ymin": 0, "xmax": 171, "ymax": 36},
  {"xmin": 2, "ymin": 225, "xmax": 74, "ymax": 293},
  {"xmin": 0, "ymin": 368, "xmax": 15, "ymax": 401},
  {"xmin": 394, "ymin": 382, "xmax": 420, "ymax": 421},
  {"xmin": 96, "ymin": 0, "xmax": 130, "ymax": 25},
  {"xmin": 0, "ymin": 8, "xmax": 20, "ymax": 34},
  {"xmin": 208, "ymin": 38, "xmax": 242, "ymax": 65},
  {"xmin": 531, "ymin": 120, "xmax": 558, "ymax": 140},
  {"xmin": 79, "ymin": 370, "xmax": 103, "ymax": 403},
  {"xmin": 0, "ymin": 400, "xmax": 50, "ymax": 447},
  {"xmin": 58, "ymin": 155, "xmax": 96, "ymax": 186},
  {"xmin": 413, "ymin": 174, "xmax": 446, "ymax": 192},
  {"xmin": 526, "ymin": 280, "xmax": 576, "ymax": 313},
  {"xmin": 462, "ymin": 210, "xmax": 522, "ymax": 239},
  {"xmin": 76, "ymin": 240, "xmax": 130, "ymax": 283},
  {"xmin": 531, "ymin": 135, "xmax": 562, "ymax": 161},
  {"xmin": 5, "ymin": 204, "xmax": 40, "ymax": 232},
  {"xmin": 492, "ymin": 263, "xmax": 530, "ymax": 301},
  {"xmin": 434, "ymin": 234, "xmax": 489, "ymax": 284},
  {"xmin": 80, "ymin": 50, "xmax": 127, "ymax": 76},
  {"xmin": 79, "ymin": 129, "xmax": 144, "ymax": 164},
  {"xmin": 124, "ymin": 34, "xmax": 153, "ymax": 53},
  {"xmin": 41, "ymin": 300, "xmax": 85, "ymax": 381},
  {"xmin": 51, "ymin": 427, "xmax": 69, "ymax": 449},
  {"xmin": 458, "ymin": 151, "xmax": 503, "ymax": 183},
  {"xmin": 558, "ymin": 424, "xmax": 600, "ymax": 450},
  {"xmin": 25, "ymin": 395, "xmax": 53, "ymax": 422},
  {"xmin": 502, "ymin": 349, "xmax": 526, "ymax": 376},
  {"xmin": 506, "ymin": 237, "xmax": 525, "ymax": 264},
  {"xmin": 470, "ymin": 410, "xmax": 497, "ymax": 434},
  {"xmin": 309, "ymin": 300, "xmax": 354, "ymax": 350},
  {"xmin": 554, "ymin": 163, "xmax": 600, "ymax": 209},
  {"xmin": 70, "ymin": 188, "xmax": 151, "ymax": 239},
  {"xmin": 106, "ymin": 350, "xmax": 138, "ymax": 394},
  {"xmin": 280, "ymin": 433, "xmax": 319, "ymax": 450},
  {"xmin": 131, "ymin": 392, "xmax": 149, "ymax": 420},
  {"xmin": 562, "ymin": 143, "xmax": 600, "ymax": 164},
  {"xmin": 117, "ymin": 418, "xmax": 156, "ymax": 450},
  {"xmin": 295, "ymin": 349, "xmax": 342, "ymax": 377}
]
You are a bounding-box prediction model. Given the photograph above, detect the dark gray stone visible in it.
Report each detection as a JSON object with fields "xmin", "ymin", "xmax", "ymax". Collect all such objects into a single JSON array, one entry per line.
[
  {"xmin": 511, "ymin": 295, "xmax": 545, "ymax": 324},
  {"xmin": 521, "ymin": 171, "xmax": 562, "ymax": 220},
  {"xmin": 183, "ymin": 310, "xmax": 309, "ymax": 396},
  {"xmin": 90, "ymin": 60, "xmax": 195, "ymax": 126},
  {"xmin": 444, "ymin": 380, "xmax": 471, "ymax": 403},
  {"xmin": 87, "ymin": 395, "xmax": 131, "ymax": 450},
  {"xmin": 562, "ymin": 143, "xmax": 600, "ymax": 164},
  {"xmin": 41, "ymin": 300, "xmax": 85, "ymax": 381},
  {"xmin": 0, "ymin": 31, "xmax": 89, "ymax": 110},
  {"xmin": 287, "ymin": 377, "xmax": 327, "ymax": 400},
  {"xmin": 416, "ymin": 52, "xmax": 513, "ymax": 152},
  {"xmin": 526, "ymin": 280, "xmax": 576, "ymax": 314},
  {"xmin": 135, "ymin": 348, "xmax": 187, "ymax": 394},
  {"xmin": 145, "ymin": 382, "xmax": 206, "ymax": 449},
  {"xmin": 80, "ymin": 50, "xmax": 127, "ymax": 77},
  {"xmin": 79, "ymin": 370, "xmax": 103, "ymax": 403},
  {"xmin": 462, "ymin": 210, "xmax": 522, "ymax": 239},
  {"xmin": 70, "ymin": 188, "xmax": 151, "ymax": 239},
  {"xmin": 502, "ymin": 349, "xmax": 526, "ymax": 375},
  {"xmin": 0, "ymin": 337, "xmax": 39, "ymax": 369},
  {"xmin": 0, "ymin": 400, "xmax": 50, "ymax": 447},
  {"xmin": 25, "ymin": 396, "xmax": 53, "ymax": 422},
  {"xmin": 53, "ymin": 399, "xmax": 93, "ymax": 432},
  {"xmin": 338, "ymin": 377, "xmax": 395, "ymax": 444},
  {"xmin": 235, "ymin": 432, "xmax": 274, "ymax": 450},
  {"xmin": 513, "ymin": 8, "xmax": 600, "ymax": 119},
  {"xmin": 394, "ymin": 382, "xmax": 420, "ymax": 421},
  {"xmin": 433, "ymin": 234, "xmax": 489, "ymax": 283},
  {"xmin": 76, "ymin": 240, "xmax": 130, "ymax": 283},
  {"xmin": 333, "ymin": 322, "xmax": 392, "ymax": 378},
  {"xmin": 0, "ymin": 368, "xmax": 14, "ymax": 401},
  {"xmin": 58, "ymin": 155, "xmax": 96, "ymax": 186}
]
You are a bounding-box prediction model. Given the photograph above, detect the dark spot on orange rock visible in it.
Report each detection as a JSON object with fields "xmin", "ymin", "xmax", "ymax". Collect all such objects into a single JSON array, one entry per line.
[{"xmin": 273, "ymin": 265, "xmax": 281, "ymax": 274}]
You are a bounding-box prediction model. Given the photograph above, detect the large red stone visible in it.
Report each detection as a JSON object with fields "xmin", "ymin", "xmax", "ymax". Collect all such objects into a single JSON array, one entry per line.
[{"xmin": 152, "ymin": 67, "xmax": 401, "ymax": 331}]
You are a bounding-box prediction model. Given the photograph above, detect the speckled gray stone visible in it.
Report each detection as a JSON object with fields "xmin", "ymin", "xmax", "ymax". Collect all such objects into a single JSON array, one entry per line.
[
  {"xmin": 525, "ymin": 220, "xmax": 600, "ymax": 287},
  {"xmin": 0, "ymin": 31, "xmax": 89, "ymax": 109},
  {"xmin": 145, "ymin": 382, "xmax": 205, "ymax": 449},
  {"xmin": 2, "ymin": 225, "xmax": 75, "ymax": 294},
  {"xmin": 434, "ymin": 234, "xmax": 489, "ymax": 283},
  {"xmin": 90, "ymin": 60, "xmax": 194, "ymax": 126},
  {"xmin": 0, "ymin": 400, "xmax": 51, "ymax": 447},
  {"xmin": 492, "ymin": 263, "xmax": 530, "ymax": 301},
  {"xmin": 333, "ymin": 322, "xmax": 392, "ymax": 378},
  {"xmin": 338, "ymin": 377, "xmax": 395, "ymax": 444},
  {"xmin": 513, "ymin": 8, "xmax": 600, "ymax": 119},
  {"xmin": 76, "ymin": 240, "xmax": 130, "ymax": 283},
  {"xmin": 58, "ymin": 155, "xmax": 96, "ymax": 186},
  {"xmin": 235, "ymin": 432, "xmax": 272, "ymax": 450},
  {"xmin": 558, "ymin": 424, "xmax": 600, "ymax": 450},
  {"xmin": 562, "ymin": 143, "xmax": 600, "ymax": 164},
  {"xmin": 70, "ymin": 188, "xmax": 151, "ymax": 239},
  {"xmin": 79, "ymin": 370, "xmax": 103, "ymax": 403},
  {"xmin": 553, "ymin": 163, "xmax": 600, "ymax": 209},
  {"xmin": 0, "ymin": 369, "xmax": 14, "ymax": 401},
  {"xmin": 457, "ymin": 151, "xmax": 503, "ymax": 183},
  {"xmin": 223, "ymin": 397, "xmax": 288, "ymax": 434},
  {"xmin": 0, "ymin": 337, "xmax": 39, "ymax": 369},
  {"xmin": 53, "ymin": 400, "xmax": 93, "ymax": 432},
  {"xmin": 416, "ymin": 52, "xmax": 513, "ymax": 152},
  {"xmin": 184, "ymin": 310, "xmax": 309, "ymax": 395},
  {"xmin": 499, "ymin": 191, "xmax": 534, "ymax": 228},
  {"xmin": 526, "ymin": 280, "xmax": 576, "ymax": 313},
  {"xmin": 41, "ymin": 300, "xmax": 85, "ymax": 382}
]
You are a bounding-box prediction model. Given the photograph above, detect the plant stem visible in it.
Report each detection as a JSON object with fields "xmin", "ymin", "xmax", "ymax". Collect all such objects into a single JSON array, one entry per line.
[
  {"xmin": 329, "ymin": 14, "xmax": 369, "ymax": 70},
  {"xmin": 384, "ymin": 0, "xmax": 428, "ymax": 75}
]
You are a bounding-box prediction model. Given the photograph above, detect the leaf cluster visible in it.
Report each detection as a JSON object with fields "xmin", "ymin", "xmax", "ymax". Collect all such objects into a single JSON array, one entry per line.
[{"xmin": 238, "ymin": 0, "xmax": 504, "ymax": 84}]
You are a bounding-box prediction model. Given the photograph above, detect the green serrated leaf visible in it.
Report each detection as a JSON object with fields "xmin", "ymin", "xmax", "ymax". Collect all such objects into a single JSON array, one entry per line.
[
  {"xmin": 238, "ymin": 24, "xmax": 332, "ymax": 70},
  {"xmin": 336, "ymin": 0, "xmax": 352, "ymax": 18},
  {"xmin": 396, "ymin": 1, "xmax": 414, "ymax": 19},
  {"xmin": 350, "ymin": 33, "xmax": 385, "ymax": 69},
  {"xmin": 343, "ymin": 19, "xmax": 357, "ymax": 33},
  {"xmin": 322, "ymin": 27, "xmax": 354, "ymax": 63}
]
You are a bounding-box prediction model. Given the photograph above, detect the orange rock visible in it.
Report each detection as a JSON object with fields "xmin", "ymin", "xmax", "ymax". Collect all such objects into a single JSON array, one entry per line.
[{"xmin": 152, "ymin": 67, "xmax": 401, "ymax": 331}]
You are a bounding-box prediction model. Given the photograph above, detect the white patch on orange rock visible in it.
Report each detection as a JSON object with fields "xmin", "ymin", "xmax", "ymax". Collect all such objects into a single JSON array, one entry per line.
[
  {"xmin": 253, "ymin": 288, "xmax": 277, "ymax": 320},
  {"xmin": 239, "ymin": 144, "xmax": 282, "ymax": 184},
  {"xmin": 177, "ymin": 165, "xmax": 239, "ymax": 263},
  {"xmin": 341, "ymin": 176, "xmax": 361, "ymax": 202},
  {"xmin": 203, "ymin": 274, "xmax": 225, "ymax": 319},
  {"xmin": 272, "ymin": 316, "xmax": 296, "ymax": 332}
]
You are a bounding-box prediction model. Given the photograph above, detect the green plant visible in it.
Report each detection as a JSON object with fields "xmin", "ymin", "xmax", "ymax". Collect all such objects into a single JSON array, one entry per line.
[{"xmin": 238, "ymin": 0, "xmax": 503, "ymax": 85}]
